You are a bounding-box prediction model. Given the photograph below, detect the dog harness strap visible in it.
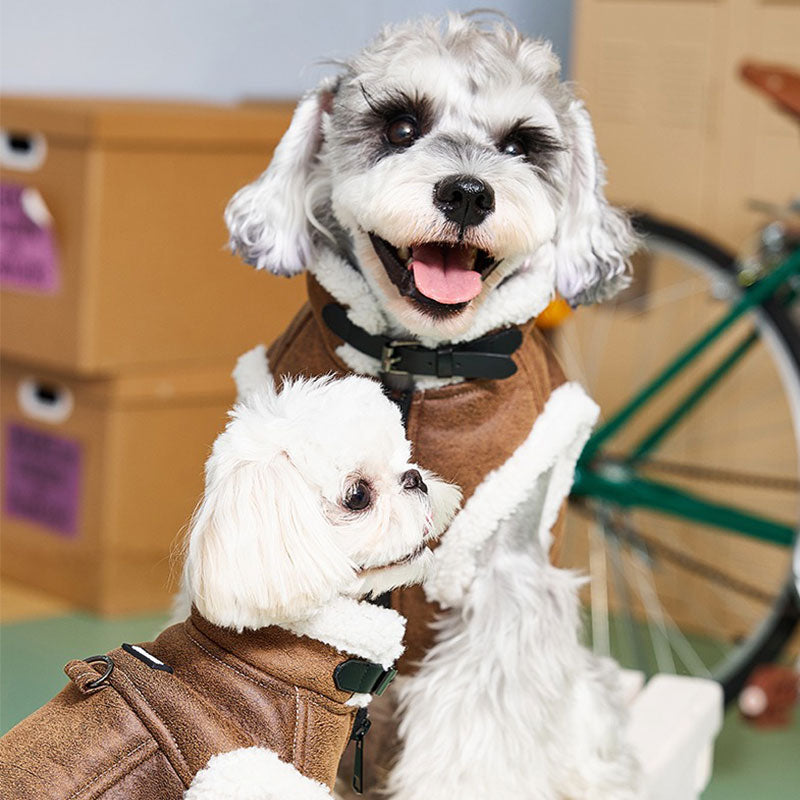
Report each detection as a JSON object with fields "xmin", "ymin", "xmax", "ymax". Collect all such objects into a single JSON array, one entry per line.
[
  {"xmin": 322, "ymin": 303, "xmax": 521, "ymax": 379},
  {"xmin": 333, "ymin": 659, "xmax": 397, "ymax": 696},
  {"xmin": 65, "ymin": 655, "xmax": 115, "ymax": 694}
]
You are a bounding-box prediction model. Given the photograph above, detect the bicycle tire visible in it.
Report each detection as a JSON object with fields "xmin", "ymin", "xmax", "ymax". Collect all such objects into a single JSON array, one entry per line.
[{"xmin": 561, "ymin": 211, "xmax": 800, "ymax": 704}]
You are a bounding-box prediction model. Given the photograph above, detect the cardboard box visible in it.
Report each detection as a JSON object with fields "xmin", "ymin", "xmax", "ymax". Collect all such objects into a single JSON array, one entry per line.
[
  {"xmin": 572, "ymin": 0, "xmax": 800, "ymax": 249},
  {"xmin": 0, "ymin": 357, "xmax": 236, "ymax": 614},
  {"xmin": 0, "ymin": 97, "xmax": 305, "ymax": 373}
]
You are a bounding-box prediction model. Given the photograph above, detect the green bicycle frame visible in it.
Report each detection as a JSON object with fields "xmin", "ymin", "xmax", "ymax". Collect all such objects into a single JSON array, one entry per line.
[{"xmin": 572, "ymin": 248, "xmax": 800, "ymax": 547}]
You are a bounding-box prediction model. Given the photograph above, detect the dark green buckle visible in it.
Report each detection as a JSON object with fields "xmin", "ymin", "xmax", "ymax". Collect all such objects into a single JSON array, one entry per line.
[
  {"xmin": 373, "ymin": 667, "xmax": 397, "ymax": 696},
  {"xmin": 334, "ymin": 659, "xmax": 398, "ymax": 695}
]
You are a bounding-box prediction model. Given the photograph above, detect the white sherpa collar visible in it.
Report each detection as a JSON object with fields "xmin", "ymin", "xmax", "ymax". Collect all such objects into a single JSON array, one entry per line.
[
  {"xmin": 186, "ymin": 746, "xmax": 332, "ymax": 800},
  {"xmin": 231, "ymin": 343, "xmax": 273, "ymax": 400},
  {"xmin": 284, "ymin": 595, "xmax": 406, "ymax": 671},
  {"xmin": 425, "ymin": 382, "xmax": 599, "ymax": 608},
  {"xmin": 308, "ymin": 249, "xmax": 391, "ymax": 337}
]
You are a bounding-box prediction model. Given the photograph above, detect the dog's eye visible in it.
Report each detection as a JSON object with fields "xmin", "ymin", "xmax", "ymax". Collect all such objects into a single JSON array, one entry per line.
[
  {"xmin": 499, "ymin": 138, "xmax": 526, "ymax": 158},
  {"xmin": 344, "ymin": 479, "xmax": 372, "ymax": 511},
  {"xmin": 497, "ymin": 126, "xmax": 563, "ymax": 165},
  {"xmin": 386, "ymin": 116, "xmax": 419, "ymax": 148}
]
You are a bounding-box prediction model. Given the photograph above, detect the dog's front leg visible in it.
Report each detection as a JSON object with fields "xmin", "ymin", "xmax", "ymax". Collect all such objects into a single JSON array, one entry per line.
[{"xmin": 385, "ymin": 500, "xmax": 640, "ymax": 800}]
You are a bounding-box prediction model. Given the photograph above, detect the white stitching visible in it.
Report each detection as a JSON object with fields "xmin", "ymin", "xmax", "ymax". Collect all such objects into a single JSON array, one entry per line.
[
  {"xmin": 64, "ymin": 740, "xmax": 153, "ymax": 800},
  {"xmin": 293, "ymin": 687, "xmax": 302, "ymax": 769},
  {"xmin": 185, "ymin": 631, "xmax": 293, "ymax": 699},
  {"xmin": 69, "ymin": 671, "xmax": 99, "ymax": 684},
  {"xmin": 185, "ymin": 630, "xmax": 348, "ymax": 714}
]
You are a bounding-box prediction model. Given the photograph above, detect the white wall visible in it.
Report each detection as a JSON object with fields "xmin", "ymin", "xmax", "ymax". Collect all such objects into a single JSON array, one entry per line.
[{"xmin": 0, "ymin": 0, "xmax": 574, "ymax": 101}]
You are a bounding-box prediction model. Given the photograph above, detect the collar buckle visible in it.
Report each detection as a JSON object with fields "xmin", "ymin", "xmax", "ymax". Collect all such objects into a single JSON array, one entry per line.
[
  {"xmin": 372, "ymin": 667, "xmax": 398, "ymax": 696},
  {"xmin": 334, "ymin": 659, "xmax": 398, "ymax": 695},
  {"xmin": 380, "ymin": 340, "xmax": 418, "ymax": 375},
  {"xmin": 322, "ymin": 303, "xmax": 521, "ymax": 380}
]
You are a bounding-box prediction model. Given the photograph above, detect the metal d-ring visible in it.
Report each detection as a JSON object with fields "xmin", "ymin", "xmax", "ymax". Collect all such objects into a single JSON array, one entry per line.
[{"xmin": 83, "ymin": 654, "xmax": 114, "ymax": 689}]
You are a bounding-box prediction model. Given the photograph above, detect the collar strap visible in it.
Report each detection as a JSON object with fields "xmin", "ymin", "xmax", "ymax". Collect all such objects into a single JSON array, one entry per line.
[
  {"xmin": 334, "ymin": 658, "xmax": 397, "ymax": 696},
  {"xmin": 322, "ymin": 303, "xmax": 522, "ymax": 380}
]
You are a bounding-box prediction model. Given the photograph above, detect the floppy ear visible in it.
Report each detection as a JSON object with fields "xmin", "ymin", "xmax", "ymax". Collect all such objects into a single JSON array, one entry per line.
[
  {"xmin": 553, "ymin": 100, "xmax": 637, "ymax": 305},
  {"xmin": 224, "ymin": 78, "xmax": 337, "ymax": 276},
  {"xmin": 184, "ymin": 450, "xmax": 354, "ymax": 630}
]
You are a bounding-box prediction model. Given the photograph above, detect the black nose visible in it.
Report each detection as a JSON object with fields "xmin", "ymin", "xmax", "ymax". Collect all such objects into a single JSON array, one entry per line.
[
  {"xmin": 433, "ymin": 175, "xmax": 495, "ymax": 228},
  {"xmin": 402, "ymin": 469, "xmax": 428, "ymax": 494}
]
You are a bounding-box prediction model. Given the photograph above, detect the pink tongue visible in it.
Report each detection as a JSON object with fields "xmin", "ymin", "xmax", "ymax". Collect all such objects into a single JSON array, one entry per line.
[{"xmin": 410, "ymin": 244, "xmax": 482, "ymax": 304}]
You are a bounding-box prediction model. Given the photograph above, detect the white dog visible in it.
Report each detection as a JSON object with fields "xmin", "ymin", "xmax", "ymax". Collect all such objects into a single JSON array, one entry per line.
[
  {"xmin": 225, "ymin": 12, "xmax": 640, "ymax": 799},
  {"xmin": 184, "ymin": 374, "xmax": 459, "ymax": 628},
  {"xmin": 1, "ymin": 374, "xmax": 461, "ymax": 800},
  {"xmin": 182, "ymin": 374, "xmax": 461, "ymax": 798}
]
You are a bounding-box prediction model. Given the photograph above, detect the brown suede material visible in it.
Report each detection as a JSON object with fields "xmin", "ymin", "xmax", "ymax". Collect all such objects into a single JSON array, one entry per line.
[
  {"xmin": 0, "ymin": 610, "xmax": 362, "ymax": 798},
  {"xmin": 103, "ymin": 751, "xmax": 186, "ymax": 799},
  {"xmin": 268, "ymin": 275, "xmax": 567, "ymax": 671}
]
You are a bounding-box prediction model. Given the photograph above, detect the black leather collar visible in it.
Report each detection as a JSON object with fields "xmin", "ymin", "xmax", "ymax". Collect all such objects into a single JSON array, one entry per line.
[{"xmin": 322, "ymin": 303, "xmax": 522, "ymax": 380}]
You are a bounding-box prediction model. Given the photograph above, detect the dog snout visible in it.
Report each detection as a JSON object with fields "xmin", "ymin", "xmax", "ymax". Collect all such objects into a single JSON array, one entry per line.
[
  {"xmin": 433, "ymin": 175, "xmax": 495, "ymax": 228},
  {"xmin": 401, "ymin": 469, "xmax": 428, "ymax": 494}
]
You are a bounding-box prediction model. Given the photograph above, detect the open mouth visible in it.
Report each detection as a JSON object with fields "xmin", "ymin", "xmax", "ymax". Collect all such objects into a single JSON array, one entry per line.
[
  {"xmin": 369, "ymin": 234, "xmax": 500, "ymax": 316},
  {"xmin": 358, "ymin": 543, "xmax": 428, "ymax": 575}
]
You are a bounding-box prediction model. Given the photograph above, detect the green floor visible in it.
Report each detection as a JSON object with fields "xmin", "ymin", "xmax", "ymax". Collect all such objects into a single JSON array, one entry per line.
[
  {"xmin": 1, "ymin": 611, "xmax": 171, "ymax": 735},
  {"xmin": 2, "ymin": 612, "xmax": 799, "ymax": 796}
]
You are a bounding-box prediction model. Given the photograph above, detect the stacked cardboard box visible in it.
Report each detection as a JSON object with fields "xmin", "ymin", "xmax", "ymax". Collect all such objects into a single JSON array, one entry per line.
[
  {"xmin": 573, "ymin": 0, "xmax": 800, "ymax": 249},
  {"xmin": 0, "ymin": 98, "xmax": 301, "ymax": 613}
]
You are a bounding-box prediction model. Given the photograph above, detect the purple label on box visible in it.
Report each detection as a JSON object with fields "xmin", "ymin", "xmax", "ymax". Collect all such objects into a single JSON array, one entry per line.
[
  {"xmin": 0, "ymin": 181, "xmax": 60, "ymax": 293},
  {"xmin": 4, "ymin": 423, "xmax": 82, "ymax": 537}
]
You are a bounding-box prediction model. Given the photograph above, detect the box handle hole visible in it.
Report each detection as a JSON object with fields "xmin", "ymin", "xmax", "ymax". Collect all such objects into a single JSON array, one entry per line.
[
  {"xmin": 1, "ymin": 129, "xmax": 47, "ymax": 171},
  {"xmin": 9, "ymin": 133, "xmax": 33, "ymax": 153},
  {"xmin": 17, "ymin": 377, "xmax": 74, "ymax": 424},
  {"xmin": 35, "ymin": 383, "xmax": 60, "ymax": 404}
]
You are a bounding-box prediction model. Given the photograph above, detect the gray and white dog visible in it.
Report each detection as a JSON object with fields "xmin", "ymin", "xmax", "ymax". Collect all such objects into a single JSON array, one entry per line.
[{"xmin": 224, "ymin": 12, "xmax": 641, "ymax": 800}]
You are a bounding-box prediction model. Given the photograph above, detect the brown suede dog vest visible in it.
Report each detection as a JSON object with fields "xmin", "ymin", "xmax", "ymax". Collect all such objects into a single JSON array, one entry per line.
[
  {"xmin": 0, "ymin": 610, "xmax": 370, "ymax": 799},
  {"xmin": 267, "ymin": 276, "xmax": 566, "ymax": 672}
]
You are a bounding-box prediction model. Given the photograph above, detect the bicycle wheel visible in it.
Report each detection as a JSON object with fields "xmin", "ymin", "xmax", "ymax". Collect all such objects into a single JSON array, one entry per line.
[{"xmin": 556, "ymin": 212, "xmax": 800, "ymax": 703}]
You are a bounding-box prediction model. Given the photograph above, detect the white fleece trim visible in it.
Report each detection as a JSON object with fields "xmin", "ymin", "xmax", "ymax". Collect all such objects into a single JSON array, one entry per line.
[
  {"xmin": 308, "ymin": 249, "xmax": 390, "ymax": 336},
  {"xmin": 334, "ymin": 342, "xmax": 380, "ymax": 377},
  {"xmin": 185, "ymin": 746, "xmax": 332, "ymax": 799},
  {"xmin": 284, "ymin": 596, "xmax": 406, "ymax": 670},
  {"xmin": 233, "ymin": 345, "xmax": 274, "ymax": 402},
  {"xmin": 425, "ymin": 382, "xmax": 599, "ymax": 608}
]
